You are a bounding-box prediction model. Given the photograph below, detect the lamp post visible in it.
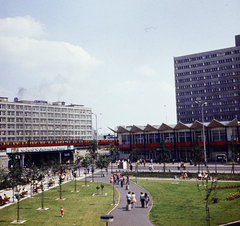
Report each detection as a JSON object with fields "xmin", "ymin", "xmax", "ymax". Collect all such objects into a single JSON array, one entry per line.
[
  {"xmin": 195, "ymin": 101, "xmax": 207, "ymax": 164},
  {"xmin": 91, "ymin": 113, "xmax": 98, "ymax": 153}
]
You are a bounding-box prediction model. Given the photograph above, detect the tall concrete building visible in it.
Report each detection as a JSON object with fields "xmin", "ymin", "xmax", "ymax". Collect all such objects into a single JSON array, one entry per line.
[
  {"xmin": 0, "ymin": 97, "xmax": 93, "ymax": 142},
  {"xmin": 174, "ymin": 35, "xmax": 240, "ymax": 123}
]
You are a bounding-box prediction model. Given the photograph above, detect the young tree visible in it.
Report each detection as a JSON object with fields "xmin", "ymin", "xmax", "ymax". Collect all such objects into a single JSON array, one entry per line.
[
  {"xmin": 8, "ymin": 160, "xmax": 25, "ymax": 202},
  {"xmin": 129, "ymin": 148, "xmax": 141, "ymax": 162},
  {"xmin": 109, "ymin": 144, "xmax": 119, "ymax": 161},
  {"xmin": 81, "ymin": 156, "xmax": 91, "ymax": 186},
  {"xmin": 87, "ymin": 140, "xmax": 98, "ymax": 160},
  {"xmin": 95, "ymin": 155, "xmax": 110, "ymax": 177},
  {"xmin": 228, "ymin": 138, "xmax": 240, "ymax": 174},
  {"xmin": 157, "ymin": 141, "xmax": 171, "ymax": 173},
  {"xmin": 192, "ymin": 139, "xmax": 204, "ymax": 173}
]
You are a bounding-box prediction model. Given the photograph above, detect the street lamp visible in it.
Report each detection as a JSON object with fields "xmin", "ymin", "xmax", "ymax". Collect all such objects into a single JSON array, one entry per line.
[
  {"xmin": 195, "ymin": 101, "xmax": 207, "ymax": 164},
  {"xmin": 91, "ymin": 112, "xmax": 102, "ymax": 153}
]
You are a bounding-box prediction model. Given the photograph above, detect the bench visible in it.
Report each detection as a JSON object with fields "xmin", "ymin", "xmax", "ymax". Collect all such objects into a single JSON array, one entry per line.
[
  {"xmin": 21, "ymin": 191, "xmax": 28, "ymax": 198},
  {"xmin": 0, "ymin": 197, "xmax": 10, "ymax": 205}
]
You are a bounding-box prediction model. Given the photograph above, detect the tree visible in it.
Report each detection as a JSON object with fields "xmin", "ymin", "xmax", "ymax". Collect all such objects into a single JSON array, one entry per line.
[
  {"xmin": 95, "ymin": 155, "xmax": 110, "ymax": 177},
  {"xmin": 129, "ymin": 148, "xmax": 141, "ymax": 162},
  {"xmin": 8, "ymin": 160, "xmax": 25, "ymax": 222},
  {"xmin": 109, "ymin": 144, "xmax": 119, "ymax": 161},
  {"xmin": 56, "ymin": 164, "xmax": 65, "ymax": 200},
  {"xmin": 192, "ymin": 139, "xmax": 204, "ymax": 173},
  {"xmin": 87, "ymin": 140, "xmax": 98, "ymax": 160},
  {"xmin": 81, "ymin": 156, "xmax": 91, "ymax": 186},
  {"xmin": 157, "ymin": 141, "xmax": 171, "ymax": 173},
  {"xmin": 228, "ymin": 138, "xmax": 240, "ymax": 174},
  {"xmin": 72, "ymin": 165, "xmax": 78, "ymax": 192},
  {"xmin": 74, "ymin": 151, "xmax": 83, "ymax": 177},
  {"xmin": 8, "ymin": 160, "xmax": 25, "ymax": 202}
]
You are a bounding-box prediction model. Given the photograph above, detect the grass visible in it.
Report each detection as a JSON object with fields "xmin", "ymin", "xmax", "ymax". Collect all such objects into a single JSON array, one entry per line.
[
  {"xmin": 137, "ymin": 179, "xmax": 240, "ymax": 226},
  {"xmin": 0, "ymin": 181, "xmax": 119, "ymax": 225}
]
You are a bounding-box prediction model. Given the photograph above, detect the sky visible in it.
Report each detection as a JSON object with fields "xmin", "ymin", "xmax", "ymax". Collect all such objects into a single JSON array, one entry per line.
[{"xmin": 0, "ymin": 0, "xmax": 240, "ymax": 134}]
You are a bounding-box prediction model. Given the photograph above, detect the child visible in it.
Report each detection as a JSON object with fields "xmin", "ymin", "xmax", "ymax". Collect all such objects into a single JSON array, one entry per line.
[{"xmin": 60, "ymin": 207, "xmax": 64, "ymax": 217}]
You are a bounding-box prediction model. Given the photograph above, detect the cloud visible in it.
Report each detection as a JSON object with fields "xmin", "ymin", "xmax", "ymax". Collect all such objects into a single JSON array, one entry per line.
[
  {"xmin": 0, "ymin": 16, "xmax": 103, "ymax": 99},
  {"xmin": 134, "ymin": 65, "xmax": 156, "ymax": 77},
  {"xmin": 0, "ymin": 16, "xmax": 46, "ymax": 38}
]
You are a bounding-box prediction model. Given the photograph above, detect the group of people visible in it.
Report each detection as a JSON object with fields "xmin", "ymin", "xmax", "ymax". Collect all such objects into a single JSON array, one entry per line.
[
  {"xmin": 110, "ymin": 174, "xmax": 130, "ymax": 187},
  {"xmin": 126, "ymin": 191, "xmax": 150, "ymax": 208},
  {"xmin": 178, "ymin": 162, "xmax": 186, "ymax": 170},
  {"xmin": 198, "ymin": 172, "xmax": 208, "ymax": 180},
  {"xmin": 0, "ymin": 194, "xmax": 9, "ymax": 205}
]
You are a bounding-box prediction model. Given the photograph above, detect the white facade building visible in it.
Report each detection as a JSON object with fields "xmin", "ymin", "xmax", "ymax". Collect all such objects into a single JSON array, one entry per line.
[{"xmin": 0, "ymin": 97, "xmax": 93, "ymax": 142}]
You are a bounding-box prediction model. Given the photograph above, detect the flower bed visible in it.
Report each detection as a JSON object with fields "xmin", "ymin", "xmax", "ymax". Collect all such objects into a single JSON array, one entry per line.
[
  {"xmin": 216, "ymin": 184, "xmax": 240, "ymax": 190},
  {"xmin": 226, "ymin": 191, "xmax": 240, "ymax": 201}
]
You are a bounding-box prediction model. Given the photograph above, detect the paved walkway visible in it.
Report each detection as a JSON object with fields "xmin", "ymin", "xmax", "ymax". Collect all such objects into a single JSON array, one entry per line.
[{"xmin": 86, "ymin": 170, "xmax": 155, "ymax": 226}]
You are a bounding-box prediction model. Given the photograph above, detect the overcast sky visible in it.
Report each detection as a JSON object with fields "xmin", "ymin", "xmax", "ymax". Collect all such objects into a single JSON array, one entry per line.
[{"xmin": 0, "ymin": 0, "xmax": 239, "ymax": 134}]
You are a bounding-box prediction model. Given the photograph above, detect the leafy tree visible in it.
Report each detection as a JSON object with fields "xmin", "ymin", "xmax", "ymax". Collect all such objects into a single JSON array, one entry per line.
[
  {"xmin": 0, "ymin": 167, "xmax": 8, "ymax": 189},
  {"xmin": 129, "ymin": 148, "xmax": 141, "ymax": 162},
  {"xmin": 228, "ymin": 138, "xmax": 240, "ymax": 174},
  {"xmin": 95, "ymin": 155, "xmax": 110, "ymax": 177},
  {"xmin": 74, "ymin": 151, "xmax": 83, "ymax": 176},
  {"xmin": 87, "ymin": 140, "xmax": 98, "ymax": 160},
  {"xmin": 81, "ymin": 156, "xmax": 91, "ymax": 186},
  {"xmin": 72, "ymin": 165, "xmax": 78, "ymax": 192},
  {"xmin": 192, "ymin": 139, "xmax": 203, "ymax": 173},
  {"xmin": 109, "ymin": 144, "xmax": 119, "ymax": 161},
  {"xmin": 8, "ymin": 160, "xmax": 25, "ymax": 202},
  {"xmin": 58, "ymin": 165, "xmax": 65, "ymax": 199},
  {"xmin": 157, "ymin": 141, "xmax": 171, "ymax": 173}
]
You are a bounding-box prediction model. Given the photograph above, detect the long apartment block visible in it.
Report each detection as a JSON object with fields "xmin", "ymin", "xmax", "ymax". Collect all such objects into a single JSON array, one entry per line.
[{"xmin": 0, "ymin": 97, "xmax": 92, "ymax": 141}]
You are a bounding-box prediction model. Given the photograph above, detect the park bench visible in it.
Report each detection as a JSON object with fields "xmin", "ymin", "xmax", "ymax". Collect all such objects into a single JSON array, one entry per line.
[
  {"xmin": 0, "ymin": 197, "xmax": 10, "ymax": 205},
  {"xmin": 21, "ymin": 191, "xmax": 28, "ymax": 198}
]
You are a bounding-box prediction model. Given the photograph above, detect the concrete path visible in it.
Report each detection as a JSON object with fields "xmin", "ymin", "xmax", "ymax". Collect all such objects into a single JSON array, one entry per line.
[{"xmin": 87, "ymin": 170, "xmax": 155, "ymax": 226}]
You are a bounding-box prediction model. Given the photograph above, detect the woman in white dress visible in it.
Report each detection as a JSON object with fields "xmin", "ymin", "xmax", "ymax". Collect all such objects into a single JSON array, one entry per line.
[{"xmin": 131, "ymin": 192, "xmax": 136, "ymax": 208}]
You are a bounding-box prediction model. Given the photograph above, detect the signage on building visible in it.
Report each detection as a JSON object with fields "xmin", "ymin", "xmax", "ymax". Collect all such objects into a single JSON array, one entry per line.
[{"xmin": 6, "ymin": 145, "xmax": 74, "ymax": 154}]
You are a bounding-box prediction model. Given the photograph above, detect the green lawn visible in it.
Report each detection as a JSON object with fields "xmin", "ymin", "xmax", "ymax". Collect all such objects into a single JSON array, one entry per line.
[
  {"xmin": 0, "ymin": 181, "xmax": 118, "ymax": 225},
  {"xmin": 137, "ymin": 180, "xmax": 240, "ymax": 226}
]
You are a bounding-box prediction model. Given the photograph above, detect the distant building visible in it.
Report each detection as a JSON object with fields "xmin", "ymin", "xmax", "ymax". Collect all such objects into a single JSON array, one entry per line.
[
  {"xmin": 115, "ymin": 119, "xmax": 240, "ymax": 161},
  {"xmin": 174, "ymin": 35, "xmax": 240, "ymax": 123},
  {"xmin": 0, "ymin": 97, "xmax": 92, "ymax": 142}
]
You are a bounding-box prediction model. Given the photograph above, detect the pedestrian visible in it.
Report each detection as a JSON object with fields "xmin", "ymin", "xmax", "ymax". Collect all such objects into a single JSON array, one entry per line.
[
  {"xmin": 60, "ymin": 207, "xmax": 64, "ymax": 217},
  {"xmin": 145, "ymin": 193, "xmax": 150, "ymax": 208},
  {"xmin": 110, "ymin": 176, "xmax": 113, "ymax": 184},
  {"xmin": 140, "ymin": 192, "xmax": 145, "ymax": 208},
  {"xmin": 117, "ymin": 174, "xmax": 120, "ymax": 185},
  {"xmin": 126, "ymin": 191, "xmax": 132, "ymax": 205},
  {"xmin": 178, "ymin": 163, "xmax": 180, "ymax": 170},
  {"xmin": 126, "ymin": 175, "xmax": 130, "ymax": 185},
  {"xmin": 131, "ymin": 192, "xmax": 136, "ymax": 208},
  {"xmin": 120, "ymin": 176, "xmax": 123, "ymax": 187}
]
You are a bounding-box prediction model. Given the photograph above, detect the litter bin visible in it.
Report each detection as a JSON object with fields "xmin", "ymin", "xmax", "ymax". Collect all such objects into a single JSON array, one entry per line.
[
  {"xmin": 100, "ymin": 215, "xmax": 114, "ymax": 226},
  {"xmin": 126, "ymin": 204, "xmax": 131, "ymax": 211}
]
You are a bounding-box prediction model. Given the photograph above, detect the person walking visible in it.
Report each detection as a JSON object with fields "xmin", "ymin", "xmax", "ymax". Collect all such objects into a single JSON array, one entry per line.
[
  {"xmin": 140, "ymin": 192, "xmax": 145, "ymax": 208},
  {"xmin": 131, "ymin": 192, "xmax": 136, "ymax": 208},
  {"xmin": 120, "ymin": 176, "xmax": 124, "ymax": 187},
  {"xmin": 126, "ymin": 175, "xmax": 130, "ymax": 185},
  {"xmin": 145, "ymin": 193, "xmax": 150, "ymax": 208},
  {"xmin": 130, "ymin": 162, "xmax": 133, "ymax": 171},
  {"xmin": 126, "ymin": 191, "xmax": 132, "ymax": 205},
  {"xmin": 60, "ymin": 207, "xmax": 65, "ymax": 217}
]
